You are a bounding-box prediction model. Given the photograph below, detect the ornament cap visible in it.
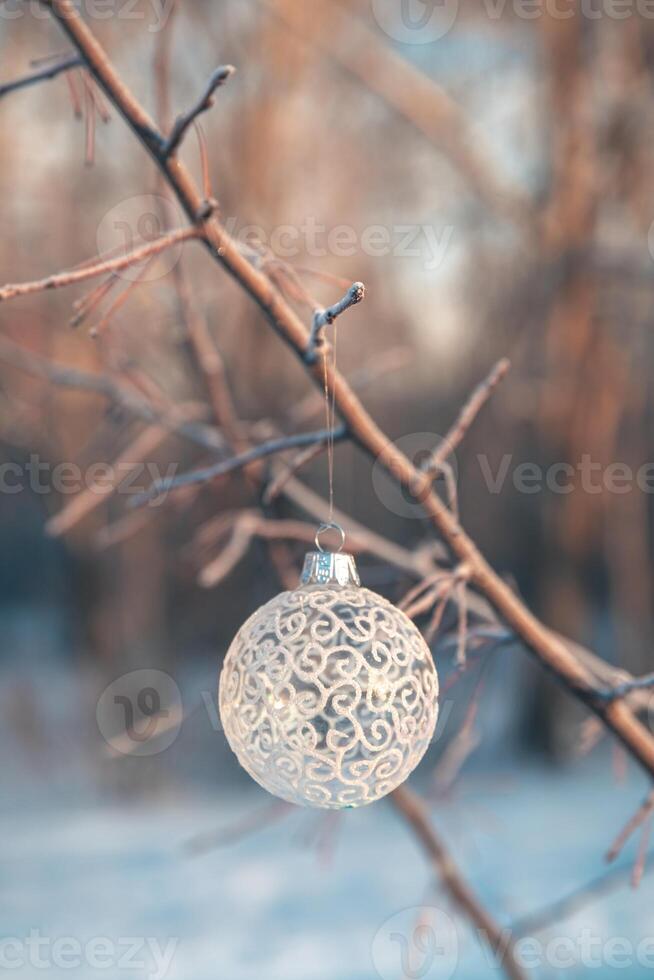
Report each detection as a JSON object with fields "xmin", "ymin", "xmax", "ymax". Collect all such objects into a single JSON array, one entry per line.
[{"xmin": 300, "ymin": 551, "xmax": 361, "ymax": 587}]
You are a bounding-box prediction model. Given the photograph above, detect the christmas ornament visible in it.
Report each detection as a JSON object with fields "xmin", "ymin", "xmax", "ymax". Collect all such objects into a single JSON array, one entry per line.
[{"xmin": 219, "ymin": 527, "xmax": 439, "ymax": 809}]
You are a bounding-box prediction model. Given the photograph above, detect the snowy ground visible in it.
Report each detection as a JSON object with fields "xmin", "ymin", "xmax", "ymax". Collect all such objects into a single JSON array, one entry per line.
[{"xmin": 3, "ymin": 760, "xmax": 654, "ymax": 980}]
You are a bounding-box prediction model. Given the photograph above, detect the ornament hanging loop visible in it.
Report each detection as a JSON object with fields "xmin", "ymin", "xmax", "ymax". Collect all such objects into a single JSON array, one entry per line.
[{"xmin": 315, "ymin": 521, "xmax": 345, "ymax": 553}]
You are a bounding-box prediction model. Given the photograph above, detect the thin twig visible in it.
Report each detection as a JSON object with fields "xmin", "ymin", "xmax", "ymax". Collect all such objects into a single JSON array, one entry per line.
[
  {"xmin": 263, "ymin": 441, "xmax": 329, "ymax": 503},
  {"xmin": 0, "ymin": 227, "xmax": 198, "ymax": 302},
  {"xmin": 70, "ymin": 274, "xmax": 118, "ymax": 328},
  {"xmin": 0, "ymin": 54, "xmax": 83, "ymax": 98},
  {"xmin": 305, "ymin": 282, "xmax": 365, "ymax": 364},
  {"xmin": 131, "ymin": 425, "xmax": 348, "ymax": 506},
  {"xmin": 455, "ymin": 576, "xmax": 469, "ymax": 667},
  {"xmin": 88, "ymin": 259, "xmax": 155, "ymax": 337},
  {"xmin": 606, "ymin": 789, "xmax": 654, "ymax": 863},
  {"xmin": 163, "ymin": 65, "xmax": 235, "ymax": 157},
  {"xmin": 45, "ymin": 420, "xmax": 195, "ymax": 538},
  {"xmin": 423, "ymin": 358, "xmax": 511, "ymax": 477},
  {"xmin": 433, "ymin": 670, "xmax": 487, "ymax": 795},
  {"xmin": 511, "ymin": 854, "xmax": 654, "ymax": 938},
  {"xmin": 424, "ymin": 582, "xmax": 455, "ymax": 644},
  {"xmin": 197, "ymin": 511, "xmax": 402, "ymax": 588},
  {"xmin": 64, "ymin": 67, "xmax": 82, "ymax": 118},
  {"xmin": 632, "ymin": 814, "xmax": 652, "ymax": 889},
  {"xmin": 172, "ymin": 259, "xmax": 243, "ymax": 450},
  {"xmin": 84, "ymin": 71, "xmax": 95, "ymax": 165},
  {"xmin": 0, "ymin": 335, "xmax": 225, "ymax": 453},
  {"xmin": 184, "ymin": 801, "xmax": 290, "ymax": 856}
]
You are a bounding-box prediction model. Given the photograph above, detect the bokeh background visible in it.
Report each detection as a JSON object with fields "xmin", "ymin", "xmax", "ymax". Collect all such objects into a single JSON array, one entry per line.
[{"xmin": 2, "ymin": 0, "xmax": 654, "ymax": 977}]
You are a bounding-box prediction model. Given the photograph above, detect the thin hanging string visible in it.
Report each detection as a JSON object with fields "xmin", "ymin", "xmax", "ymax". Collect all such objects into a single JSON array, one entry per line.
[{"xmin": 321, "ymin": 323, "xmax": 338, "ymax": 524}]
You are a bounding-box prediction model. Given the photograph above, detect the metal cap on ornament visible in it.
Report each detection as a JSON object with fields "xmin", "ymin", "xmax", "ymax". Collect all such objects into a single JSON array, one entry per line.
[{"xmin": 300, "ymin": 522, "xmax": 360, "ymax": 587}]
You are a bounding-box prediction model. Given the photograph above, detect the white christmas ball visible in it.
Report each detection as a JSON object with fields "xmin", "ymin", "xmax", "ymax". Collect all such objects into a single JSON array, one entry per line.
[{"xmin": 219, "ymin": 557, "xmax": 439, "ymax": 809}]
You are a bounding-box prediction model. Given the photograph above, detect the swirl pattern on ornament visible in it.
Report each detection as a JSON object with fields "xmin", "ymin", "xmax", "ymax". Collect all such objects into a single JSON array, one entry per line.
[{"xmin": 219, "ymin": 585, "xmax": 439, "ymax": 809}]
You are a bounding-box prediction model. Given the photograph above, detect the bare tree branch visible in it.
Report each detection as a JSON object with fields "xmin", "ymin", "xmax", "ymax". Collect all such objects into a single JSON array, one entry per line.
[
  {"xmin": 511, "ymin": 854, "xmax": 654, "ymax": 938},
  {"xmin": 163, "ymin": 64, "xmax": 235, "ymax": 157},
  {"xmin": 0, "ymin": 54, "xmax": 83, "ymax": 99},
  {"xmin": 305, "ymin": 281, "xmax": 365, "ymax": 364},
  {"xmin": 391, "ymin": 786, "xmax": 526, "ymax": 980},
  {"xmin": 0, "ymin": 227, "xmax": 198, "ymax": 302},
  {"xmin": 599, "ymin": 671, "xmax": 654, "ymax": 702},
  {"xmin": 606, "ymin": 789, "xmax": 654, "ymax": 864},
  {"xmin": 0, "ymin": 334, "xmax": 225, "ymax": 453},
  {"xmin": 423, "ymin": 357, "xmax": 511, "ymax": 476},
  {"xmin": 131, "ymin": 425, "xmax": 348, "ymax": 505}
]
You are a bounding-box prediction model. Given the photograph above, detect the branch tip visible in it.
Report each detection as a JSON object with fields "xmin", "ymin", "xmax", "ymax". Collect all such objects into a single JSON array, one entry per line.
[
  {"xmin": 163, "ymin": 63, "xmax": 236, "ymax": 158},
  {"xmin": 305, "ymin": 281, "xmax": 366, "ymax": 363}
]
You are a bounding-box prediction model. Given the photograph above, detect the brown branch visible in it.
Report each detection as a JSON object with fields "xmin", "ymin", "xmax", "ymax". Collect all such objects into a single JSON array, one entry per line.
[
  {"xmin": 391, "ymin": 786, "xmax": 526, "ymax": 980},
  {"xmin": 276, "ymin": 471, "xmax": 444, "ymax": 576},
  {"xmin": 89, "ymin": 259, "xmax": 154, "ymax": 336},
  {"xmin": 172, "ymin": 261, "xmax": 243, "ymax": 450},
  {"xmin": 424, "ymin": 582, "xmax": 455, "ymax": 645},
  {"xmin": 0, "ymin": 54, "xmax": 83, "ymax": 98},
  {"xmin": 606, "ymin": 789, "xmax": 654, "ymax": 863},
  {"xmin": 84, "ymin": 71, "xmax": 96, "ymax": 165},
  {"xmin": 0, "ymin": 227, "xmax": 198, "ymax": 302},
  {"xmin": 163, "ymin": 65, "xmax": 235, "ymax": 157},
  {"xmin": 93, "ymin": 509, "xmax": 153, "ymax": 550},
  {"xmin": 45, "ymin": 422, "xmax": 175, "ymax": 538},
  {"xmin": 632, "ymin": 815, "xmax": 652, "ymax": 889},
  {"xmin": 70, "ymin": 274, "xmax": 118, "ymax": 328},
  {"xmin": 424, "ymin": 357, "xmax": 511, "ymax": 476},
  {"xmin": 198, "ymin": 510, "xmax": 428, "ymax": 588},
  {"xmin": 34, "ymin": 0, "xmax": 654, "ymax": 778},
  {"xmin": 64, "ymin": 67, "xmax": 83, "ymax": 117},
  {"xmin": 263, "ymin": 441, "xmax": 329, "ymax": 504},
  {"xmin": 198, "ymin": 514, "xmax": 331, "ymax": 588}
]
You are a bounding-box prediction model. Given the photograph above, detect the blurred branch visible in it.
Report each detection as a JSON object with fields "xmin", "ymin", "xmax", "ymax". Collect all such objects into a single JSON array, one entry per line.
[
  {"xmin": 46, "ymin": 416, "xmax": 201, "ymax": 538},
  {"xmin": 34, "ymin": 0, "xmax": 654, "ymax": 779},
  {"xmin": 423, "ymin": 358, "xmax": 511, "ymax": 476},
  {"xmin": 0, "ymin": 54, "xmax": 83, "ymax": 98},
  {"xmin": 197, "ymin": 509, "xmax": 438, "ymax": 588},
  {"xmin": 198, "ymin": 513, "xmax": 324, "ymax": 587},
  {"xmin": 260, "ymin": 0, "xmax": 534, "ymax": 230},
  {"xmin": 163, "ymin": 64, "xmax": 235, "ymax": 157},
  {"xmin": 391, "ymin": 786, "xmax": 526, "ymax": 980},
  {"xmin": 511, "ymin": 854, "xmax": 654, "ymax": 938},
  {"xmin": 0, "ymin": 227, "xmax": 198, "ymax": 302},
  {"xmin": 632, "ymin": 815, "xmax": 652, "ymax": 889},
  {"xmin": 262, "ymin": 441, "xmax": 329, "ymax": 502},
  {"xmin": 132, "ymin": 425, "xmax": 348, "ymax": 505},
  {"xmin": 276, "ymin": 471, "xmax": 445, "ymax": 576},
  {"xmin": 598, "ymin": 671, "xmax": 654, "ymax": 702},
  {"xmin": 172, "ymin": 260, "xmax": 244, "ymax": 450},
  {"xmin": 184, "ymin": 801, "xmax": 291, "ymax": 856},
  {"xmin": 606, "ymin": 790, "xmax": 654, "ymax": 864},
  {"xmin": 0, "ymin": 335, "xmax": 225, "ymax": 453}
]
